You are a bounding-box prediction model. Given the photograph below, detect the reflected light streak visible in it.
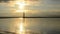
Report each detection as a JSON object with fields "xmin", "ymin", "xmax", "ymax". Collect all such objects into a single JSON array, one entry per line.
[
  {"xmin": 20, "ymin": 22, "xmax": 24, "ymax": 32},
  {"xmin": 19, "ymin": 22, "xmax": 25, "ymax": 34},
  {"xmin": 18, "ymin": 18, "xmax": 25, "ymax": 34}
]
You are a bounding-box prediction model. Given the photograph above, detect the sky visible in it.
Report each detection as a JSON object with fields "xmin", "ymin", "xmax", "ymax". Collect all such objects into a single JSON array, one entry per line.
[{"xmin": 0, "ymin": 0, "xmax": 60, "ymax": 17}]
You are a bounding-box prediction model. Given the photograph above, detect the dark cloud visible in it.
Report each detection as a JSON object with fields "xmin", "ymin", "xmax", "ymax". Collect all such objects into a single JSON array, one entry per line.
[{"xmin": 0, "ymin": 0, "xmax": 14, "ymax": 2}]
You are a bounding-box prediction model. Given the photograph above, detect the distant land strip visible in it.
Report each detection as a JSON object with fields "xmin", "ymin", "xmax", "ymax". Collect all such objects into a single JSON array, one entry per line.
[{"xmin": 0, "ymin": 17, "xmax": 60, "ymax": 19}]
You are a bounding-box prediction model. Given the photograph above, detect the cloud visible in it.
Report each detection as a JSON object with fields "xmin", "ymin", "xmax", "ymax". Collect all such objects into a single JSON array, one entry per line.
[{"xmin": 0, "ymin": 0, "xmax": 14, "ymax": 2}]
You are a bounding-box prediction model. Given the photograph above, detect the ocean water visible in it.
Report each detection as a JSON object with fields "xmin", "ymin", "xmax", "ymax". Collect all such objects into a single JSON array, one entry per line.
[{"xmin": 0, "ymin": 18, "xmax": 60, "ymax": 34}]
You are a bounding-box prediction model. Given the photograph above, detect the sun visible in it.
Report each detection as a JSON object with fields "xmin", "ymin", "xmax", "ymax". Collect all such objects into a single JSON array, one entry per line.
[{"xmin": 15, "ymin": 0, "xmax": 26, "ymax": 12}]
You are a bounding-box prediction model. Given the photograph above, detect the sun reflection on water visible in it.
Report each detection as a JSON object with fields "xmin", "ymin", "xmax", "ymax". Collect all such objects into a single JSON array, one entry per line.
[
  {"xmin": 20, "ymin": 23, "xmax": 24, "ymax": 32},
  {"xmin": 19, "ymin": 22, "xmax": 24, "ymax": 34},
  {"xmin": 17, "ymin": 18, "xmax": 25, "ymax": 34}
]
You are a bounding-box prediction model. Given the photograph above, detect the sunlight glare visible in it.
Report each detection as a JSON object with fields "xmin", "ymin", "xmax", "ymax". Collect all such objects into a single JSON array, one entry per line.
[
  {"xmin": 19, "ymin": 22, "xmax": 25, "ymax": 34},
  {"xmin": 15, "ymin": 0, "xmax": 26, "ymax": 12},
  {"xmin": 20, "ymin": 22, "xmax": 24, "ymax": 32}
]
